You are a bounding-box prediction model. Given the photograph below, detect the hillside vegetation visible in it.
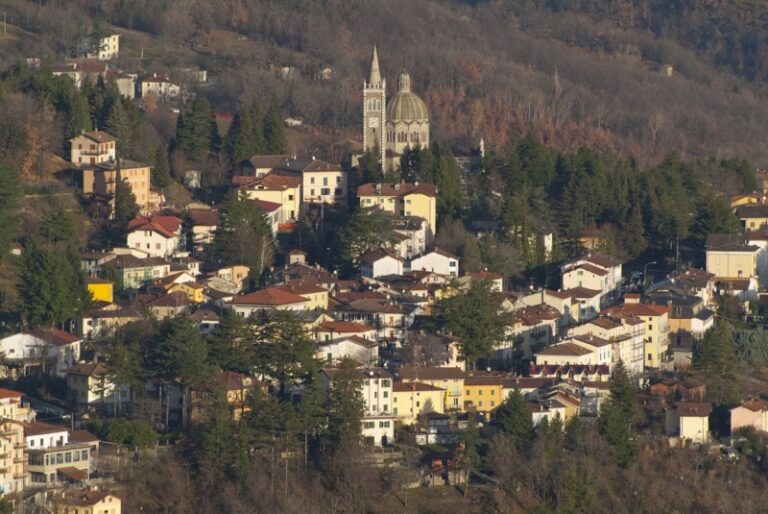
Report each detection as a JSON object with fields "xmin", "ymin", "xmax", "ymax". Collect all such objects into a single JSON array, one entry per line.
[{"xmin": 3, "ymin": 1, "xmax": 768, "ymax": 167}]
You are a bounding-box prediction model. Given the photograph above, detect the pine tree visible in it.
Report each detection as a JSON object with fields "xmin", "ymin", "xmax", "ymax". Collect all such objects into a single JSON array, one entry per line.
[
  {"xmin": 212, "ymin": 190, "xmax": 274, "ymax": 284},
  {"xmin": 622, "ymin": 199, "xmax": 647, "ymax": 258},
  {"xmin": 208, "ymin": 309, "xmax": 251, "ymax": 373},
  {"xmin": 175, "ymin": 96, "xmax": 219, "ymax": 163},
  {"xmin": 695, "ymin": 322, "xmax": 736, "ymax": 379},
  {"xmin": 597, "ymin": 361, "xmax": 637, "ymax": 467},
  {"xmin": 104, "ymin": 99, "xmax": 129, "ymax": 145},
  {"xmin": 357, "ymin": 147, "xmax": 381, "ymax": 184},
  {"xmin": 495, "ymin": 389, "xmax": 534, "ymax": 449},
  {"xmin": 340, "ymin": 207, "xmax": 395, "ymax": 263},
  {"xmin": 325, "ymin": 359, "xmax": 364, "ymax": 450},
  {"xmin": 113, "ymin": 176, "xmax": 139, "ymax": 242},
  {"xmin": 264, "ymin": 97, "xmax": 286, "ymax": 154},
  {"xmin": 151, "ymin": 145, "xmax": 172, "ymax": 190}
]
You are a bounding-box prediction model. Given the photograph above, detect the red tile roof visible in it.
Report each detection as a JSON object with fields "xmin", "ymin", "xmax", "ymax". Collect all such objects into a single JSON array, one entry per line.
[
  {"xmin": 604, "ymin": 303, "xmax": 669, "ymax": 317},
  {"xmin": 398, "ymin": 367, "xmax": 465, "ymax": 381},
  {"xmin": 357, "ymin": 182, "xmax": 437, "ymax": 197},
  {"xmin": 393, "ymin": 382, "xmax": 445, "ymax": 392},
  {"xmin": 187, "ymin": 209, "xmax": 220, "ymax": 226},
  {"xmin": 0, "ymin": 388, "xmax": 21, "ymax": 399},
  {"xmin": 127, "ymin": 215, "xmax": 182, "ymax": 238},
  {"xmin": 28, "ymin": 328, "xmax": 81, "ymax": 346},
  {"xmin": 536, "ymin": 342, "xmax": 593, "ymax": 357},
  {"xmin": 676, "ymin": 402, "xmax": 712, "ymax": 417},
  {"xmin": 252, "ymin": 199, "xmax": 281, "ymax": 213},
  {"xmin": 360, "ymin": 247, "xmax": 401, "ymax": 263},
  {"xmin": 232, "ymin": 287, "xmax": 309, "ymax": 306}
]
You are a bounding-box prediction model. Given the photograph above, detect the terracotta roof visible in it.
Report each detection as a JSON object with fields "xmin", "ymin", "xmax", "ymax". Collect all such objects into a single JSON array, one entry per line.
[
  {"xmin": 0, "ymin": 388, "xmax": 21, "ymax": 399},
  {"xmin": 604, "ymin": 303, "xmax": 668, "ymax": 317},
  {"xmin": 318, "ymin": 321, "xmax": 375, "ymax": 333},
  {"xmin": 78, "ymin": 130, "xmax": 116, "ymax": 144},
  {"xmin": 28, "ymin": 328, "xmax": 81, "ymax": 346},
  {"xmin": 24, "ymin": 421, "xmax": 68, "ymax": 437},
  {"xmin": 252, "ymin": 199, "xmax": 281, "ymax": 213},
  {"xmin": 572, "ymin": 334, "xmax": 612, "ymax": 348},
  {"xmin": 431, "ymin": 247, "xmax": 459, "ymax": 259},
  {"xmin": 676, "ymin": 402, "xmax": 712, "ymax": 417},
  {"xmin": 127, "ymin": 215, "xmax": 182, "ymax": 238},
  {"xmin": 303, "ymin": 159, "xmax": 342, "ymax": 172},
  {"xmin": 276, "ymin": 282, "xmax": 327, "ymax": 295},
  {"xmin": 738, "ymin": 399, "xmax": 768, "ymax": 412},
  {"xmin": 562, "ymin": 287, "xmax": 602, "ymax": 299},
  {"xmin": 536, "ymin": 342, "xmax": 593, "ymax": 357},
  {"xmin": 187, "ymin": 209, "xmax": 220, "ymax": 226},
  {"xmin": 242, "ymin": 173, "xmax": 301, "ymax": 190},
  {"xmin": 393, "ymin": 382, "xmax": 445, "ymax": 392},
  {"xmin": 360, "ymin": 247, "xmax": 401, "ymax": 263},
  {"xmin": 584, "ymin": 253, "xmax": 622, "ymax": 268},
  {"xmin": 322, "ymin": 335, "xmax": 378, "ymax": 349},
  {"xmin": 56, "ymin": 467, "xmax": 88, "ymax": 482},
  {"xmin": 69, "ymin": 430, "xmax": 99, "ymax": 444},
  {"xmin": 65, "ymin": 362, "xmax": 107, "ymax": 377},
  {"xmin": 232, "ymin": 287, "xmax": 309, "ymax": 306},
  {"xmin": 571, "ymin": 263, "xmax": 609, "ymax": 276},
  {"xmin": 232, "ymin": 175, "xmax": 258, "ymax": 187},
  {"xmin": 357, "ymin": 182, "xmax": 437, "ymax": 197},
  {"xmin": 148, "ymin": 291, "xmax": 190, "ymax": 308},
  {"xmin": 398, "ymin": 366, "xmax": 465, "ymax": 381}
]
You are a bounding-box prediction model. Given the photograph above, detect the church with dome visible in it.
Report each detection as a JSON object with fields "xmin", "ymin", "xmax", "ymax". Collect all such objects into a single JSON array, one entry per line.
[{"xmin": 363, "ymin": 46, "xmax": 430, "ymax": 171}]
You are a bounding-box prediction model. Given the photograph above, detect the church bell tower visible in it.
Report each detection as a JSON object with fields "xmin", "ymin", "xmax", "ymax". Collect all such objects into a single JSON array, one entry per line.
[{"xmin": 363, "ymin": 45, "xmax": 386, "ymax": 166}]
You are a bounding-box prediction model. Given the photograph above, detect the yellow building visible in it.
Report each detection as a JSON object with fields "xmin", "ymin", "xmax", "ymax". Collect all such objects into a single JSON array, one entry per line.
[
  {"xmin": 463, "ymin": 376, "xmax": 504, "ymax": 414},
  {"xmin": 398, "ymin": 367, "xmax": 465, "ymax": 411},
  {"xmin": 276, "ymin": 283, "xmax": 328, "ymax": 310},
  {"xmin": 606, "ymin": 298, "xmax": 670, "ymax": 369},
  {"xmin": 357, "ymin": 182, "xmax": 438, "ymax": 239},
  {"xmin": 54, "ymin": 490, "xmax": 121, "ymax": 514},
  {"xmin": 167, "ymin": 282, "xmax": 205, "ymax": 303},
  {"xmin": 86, "ymin": 278, "xmax": 113, "ymax": 303},
  {"xmin": 238, "ymin": 174, "xmax": 301, "ymax": 224},
  {"xmin": 705, "ymin": 243, "xmax": 759, "ymax": 279},
  {"xmin": 736, "ymin": 204, "xmax": 768, "ymax": 230},
  {"xmin": 392, "ymin": 382, "xmax": 445, "ymax": 425},
  {"xmin": 730, "ymin": 193, "xmax": 761, "ymax": 209}
]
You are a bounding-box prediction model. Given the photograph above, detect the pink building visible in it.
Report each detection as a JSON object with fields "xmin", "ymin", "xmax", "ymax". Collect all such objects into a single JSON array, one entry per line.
[{"xmin": 730, "ymin": 399, "xmax": 768, "ymax": 435}]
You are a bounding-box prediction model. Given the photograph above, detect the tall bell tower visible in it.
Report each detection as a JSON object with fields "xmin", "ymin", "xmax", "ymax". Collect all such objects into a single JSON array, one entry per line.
[{"xmin": 363, "ymin": 45, "xmax": 386, "ymax": 166}]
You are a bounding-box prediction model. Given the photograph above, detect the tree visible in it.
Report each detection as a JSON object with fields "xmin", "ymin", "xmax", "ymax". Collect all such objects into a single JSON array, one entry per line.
[
  {"xmin": 357, "ymin": 147, "xmax": 381, "ymax": 184},
  {"xmin": 495, "ymin": 389, "xmax": 534, "ymax": 450},
  {"xmin": 113, "ymin": 176, "xmax": 139, "ymax": 241},
  {"xmin": 152, "ymin": 145, "xmax": 172, "ymax": 190},
  {"xmin": 175, "ymin": 96, "xmax": 219, "ymax": 163},
  {"xmin": 695, "ymin": 322, "xmax": 736, "ymax": 378},
  {"xmin": 435, "ymin": 281, "xmax": 511, "ymax": 367},
  {"xmin": 597, "ymin": 361, "xmax": 637, "ymax": 467},
  {"xmin": 212, "ymin": 190, "xmax": 274, "ymax": 286},
  {"xmin": 263, "ymin": 97, "xmax": 286, "ymax": 154},
  {"xmin": 340, "ymin": 207, "xmax": 395, "ymax": 263},
  {"xmin": 621, "ymin": 199, "xmax": 647, "ymax": 258},
  {"xmin": 253, "ymin": 311, "xmax": 319, "ymax": 401},
  {"xmin": 0, "ymin": 165, "xmax": 21, "ymax": 259},
  {"xmin": 324, "ymin": 359, "xmax": 364, "ymax": 449},
  {"xmin": 208, "ymin": 309, "xmax": 252, "ymax": 373},
  {"xmin": 224, "ymin": 101, "xmax": 265, "ymax": 165},
  {"xmin": 41, "ymin": 207, "xmax": 76, "ymax": 245},
  {"xmin": 104, "ymin": 99, "xmax": 129, "ymax": 145}
]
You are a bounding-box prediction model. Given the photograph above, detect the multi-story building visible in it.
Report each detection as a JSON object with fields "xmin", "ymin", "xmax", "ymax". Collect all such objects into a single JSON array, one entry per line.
[
  {"xmin": 87, "ymin": 34, "xmax": 120, "ymax": 61},
  {"xmin": 69, "ymin": 131, "xmax": 116, "ymax": 166},
  {"xmin": 140, "ymin": 74, "xmax": 181, "ymax": 99},
  {"xmin": 301, "ymin": 159, "xmax": 348, "ymax": 206},
  {"xmin": 101, "ymin": 255, "xmax": 170, "ymax": 290},
  {"xmin": 398, "ymin": 367, "xmax": 465, "ymax": 412},
  {"xmin": 357, "ymin": 182, "xmax": 438, "ymax": 240},
  {"xmin": 561, "ymin": 253, "xmax": 623, "ymax": 308},
  {"xmin": 54, "ymin": 489, "xmax": 122, "ymax": 514},
  {"xmin": 0, "ymin": 388, "xmax": 34, "ymax": 494},
  {"xmin": 570, "ymin": 314, "xmax": 645, "ymax": 376},
  {"xmin": 238, "ymin": 174, "xmax": 301, "ymax": 224},
  {"xmin": 392, "ymin": 382, "xmax": 445, "ymax": 425},
  {"xmin": 320, "ymin": 367, "xmax": 395, "ymax": 446},
  {"xmin": 79, "ymin": 160, "xmax": 154, "ymax": 213},
  {"xmin": 604, "ymin": 296, "xmax": 670, "ymax": 370}
]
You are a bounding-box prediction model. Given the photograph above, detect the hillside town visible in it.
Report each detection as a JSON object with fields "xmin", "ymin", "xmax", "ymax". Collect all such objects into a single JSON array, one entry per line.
[{"xmin": 2, "ymin": 15, "xmax": 768, "ymax": 513}]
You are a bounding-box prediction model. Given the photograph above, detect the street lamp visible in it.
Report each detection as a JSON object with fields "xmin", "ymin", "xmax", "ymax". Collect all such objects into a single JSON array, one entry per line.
[{"xmin": 643, "ymin": 261, "xmax": 657, "ymax": 291}]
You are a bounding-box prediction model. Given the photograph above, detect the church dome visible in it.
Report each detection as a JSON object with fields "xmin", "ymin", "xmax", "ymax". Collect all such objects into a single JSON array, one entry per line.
[{"xmin": 386, "ymin": 71, "xmax": 429, "ymax": 121}]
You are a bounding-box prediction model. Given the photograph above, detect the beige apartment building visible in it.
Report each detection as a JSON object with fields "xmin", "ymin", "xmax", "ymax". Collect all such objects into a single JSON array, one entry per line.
[
  {"xmin": 606, "ymin": 297, "xmax": 670, "ymax": 369},
  {"xmin": 80, "ymin": 160, "xmax": 153, "ymax": 212},
  {"xmin": 705, "ymin": 243, "xmax": 759, "ymax": 280},
  {"xmin": 69, "ymin": 131, "xmax": 117, "ymax": 166},
  {"xmin": 302, "ymin": 160, "xmax": 348, "ymax": 206}
]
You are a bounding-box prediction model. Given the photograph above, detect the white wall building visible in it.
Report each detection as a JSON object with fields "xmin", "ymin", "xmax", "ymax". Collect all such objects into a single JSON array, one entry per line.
[{"xmin": 408, "ymin": 248, "xmax": 459, "ymax": 277}]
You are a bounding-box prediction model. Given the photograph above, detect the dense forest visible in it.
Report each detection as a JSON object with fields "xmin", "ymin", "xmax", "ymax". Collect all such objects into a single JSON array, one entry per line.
[{"xmin": 4, "ymin": 0, "xmax": 768, "ymax": 167}]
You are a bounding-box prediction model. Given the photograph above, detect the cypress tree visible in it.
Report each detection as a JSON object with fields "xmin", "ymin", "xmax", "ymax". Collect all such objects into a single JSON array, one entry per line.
[
  {"xmin": 264, "ymin": 97, "xmax": 286, "ymax": 154},
  {"xmin": 0, "ymin": 165, "xmax": 21, "ymax": 259},
  {"xmin": 151, "ymin": 145, "xmax": 172, "ymax": 190}
]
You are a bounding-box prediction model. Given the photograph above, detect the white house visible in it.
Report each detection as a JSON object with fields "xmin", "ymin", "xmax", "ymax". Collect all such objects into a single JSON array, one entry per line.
[
  {"xmin": 24, "ymin": 422, "xmax": 69, "ymax": 450},
  {"xmin": 65, "ymin": 362, "xmax": 130, "ymax": 407},
  {"xmin": 140, "ymin": 74, "xmax": 181, "ymax": 99},
  {"xmin": 408, "ymin": 248, "xmax": 459, "ymax": 277},
  {"xmin": 316, "ymin": 336, "xmax": 378, "ymax": 365},
  {"xmin": 314, "ymin": 321, "xmax": 377, "ymax": 342},
  {"xmin": 534, "ymin": 341, "xmax": 598, "ymax": 367},
  {"xmin": 69, "ymin": 131, "xmax": 116, "ymax": 166},
  {"xmin": 126, "ymin": 215, "xmax": 183, "ymax": 258},
  {"xmin": 561, "ymin": 253, "xmax": 623, "ymax": 308},
  {"xmin": 360, "ymin": 248, "xmax": 403, "ymax": 279},
  {"xmin": 0, "ymin": 329, "xmax": 82, "ymax": 378},
  {"xmin": 88, "ymin": 34, "xmax": 120, "ymax": 60},
  {"xmin": 391, "ymin": 216, "xmax": 429, "ymax": 259}
]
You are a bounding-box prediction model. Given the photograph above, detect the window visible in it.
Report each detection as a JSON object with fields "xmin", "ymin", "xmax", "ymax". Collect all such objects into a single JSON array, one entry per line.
[
  {"xmin": 466, "ymin": 389, "xmax": 470, "ymax": 395},
  {"xmin": 379, "ymin": 421, "xmax": 390, "ymax": 428},
  {"xmin": 310, "ymin": 177, "xmax": 315, "ymax": 184},
  {"xmin": 449, "ymin": 261, "xmax": 457, "ymax": 267},
  {"xmin": 381, "ymin": 379, "xmax": 390, "ymax": 387},
  {"xmin": 65, "ymin": 452, "xmax": 72, "ymax": 463},
  {"xmin": 363, "ymin": 421, "xmax": 375, "ymax": 429},
  {"xmin": 321, "ymin": 188, "xmax": 330, "ymax": 196},
  {"xmin": 56, "ymin": 453, "xmax": 63, "ymax": 464},
  {"xmin": 416, "ymin": 401, "xmax": 420, "ymax": 407},
  {"xmin": 383, "ymin": 404, "xmax": 388, "ymax": 412},
  {"xmin": 648, "ymin": 353, "xmax": 652, "ymax": 361},
  {"xmin": 383, "ymin": 391, "xmax": 388, "ymax": 398},
  {"xmin": 323, "ymin": 177, "xmax": 328, "ymax": 186},
  {"xmin": 288, "ymin": 195, "xmax": 294, "ymax": 201},
  {"xmin": 82, "ymin": 450, "xmax": 88, "ymax": 460},
  {"xmin": 310, "ymin": 189, "xmax": 315, "ymax": 196}
]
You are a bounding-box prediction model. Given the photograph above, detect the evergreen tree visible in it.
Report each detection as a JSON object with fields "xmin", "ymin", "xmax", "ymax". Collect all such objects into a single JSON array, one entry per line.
[
  {"xmin": 695, "ymin": 322, "xmax": 736, "ymax": 379},
  {"xmin": 495, "ymin": 389, "xmax": 534, "ymax": 450},
  {"xmin": 0, "ymin": 165, "xmax": 21, "ymax": 259},
  {"xmin": 435, "ymin": 281, "xmax": 511, "ymax": 367},
  {"xmin": 340, "ymin": 207, "xmax": 395, "ymax": 263},
  {"xmin": 175, "ymin": 96, "xmax": 220, "ymax": 163},
  {"xmin": 208, "ymin": 309, "xmax": 251, "ymax": 373},
  {"xmin": 212, "ymin": 190, "xmax": 274, "ymax": 286},
  {"xmin": 357, "ymin": 147, "xmax": 381, "ymax": 184},
  {"xmin": 224, "ymin": 102, "xmax": 265, "ymax": 166},
  {"xmin": 622, "ymin": 199, "xmax": 647, "ymax": 258},
  {"xmin": 152, "ymin": 317, "xmax": 211, "ymax": 391},
  {"xmin": 104, "ymin": 99, "xmax": 129, "ymax": 146},
  {"xmin": 430, "ymin": 142, "xmax": 463, "ymax": 220},
  {"xmin": 195, "ymin": 386, "xmax": 251, "ymax": 482},
  {"xmin": 151, "ymin": 145, "xmax": 172, "ymax": 190},
  {"xmin": 325, "ymin": 359, "xmax": 364, "ymax": 449},
  {"xmin": 41, "ymin": 207, "xmax": 76, "ymax": 245},
  {"xmin": 597, "ymin": 361, "xmax": 637, "ymax": 467},
  {"xmin": 253, "ymin": 310, "xmax": 319, "ymax": 401},
  {"xmin": 113, "ymin": 177, "xmax": 139, "ymax": 242},
  {"xmin": 263, "ymin": 97, "xmax": 286, "ymax": 154}
]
